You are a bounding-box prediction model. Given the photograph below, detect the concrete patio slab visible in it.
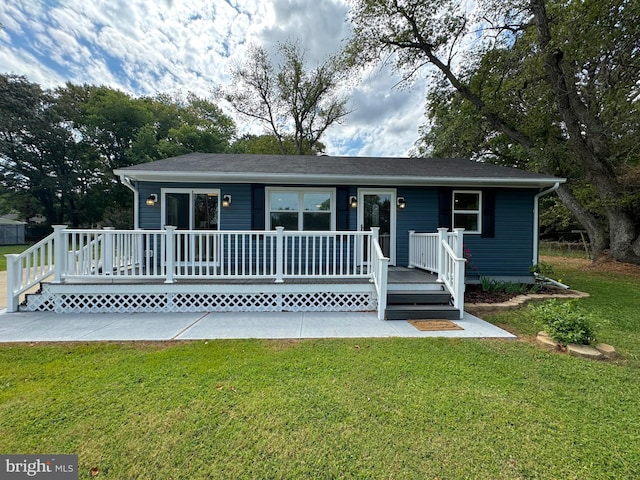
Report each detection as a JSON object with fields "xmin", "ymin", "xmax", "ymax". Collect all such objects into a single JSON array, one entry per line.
[
  {"xmin": 177, "ymin": 312, "xmax": 305, "ymax": 340},
  {"xmin": 0, "ymin": 309, "xmax": 516, "ymax": 342}
]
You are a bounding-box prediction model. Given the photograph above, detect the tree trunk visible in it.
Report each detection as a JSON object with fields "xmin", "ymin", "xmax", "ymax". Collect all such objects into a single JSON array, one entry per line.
[{"xmin": 555, "ymin": 184, "xmax": 607, "ymax": 259}]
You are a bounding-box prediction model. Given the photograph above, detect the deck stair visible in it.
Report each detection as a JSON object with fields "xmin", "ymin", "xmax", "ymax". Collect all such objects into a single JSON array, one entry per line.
[
  {"xmin": 385, "ymin": 288, "xmax": 458, "ymax": 320},
  {"xmin": 385, "ymin": 267, "xmax": 459, "ymax": 320}
]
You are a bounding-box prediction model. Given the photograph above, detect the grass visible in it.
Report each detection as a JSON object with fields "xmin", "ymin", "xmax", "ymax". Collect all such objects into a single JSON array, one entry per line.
[
  {"xmin": 1, "ymin": 339, "xmax": 639, "ymax": 479},
  {"xmin": 1, "ymin": 253, "xmax": 639, "ymax": 479},
  {"xmin": 0, "ymin": 244, "xmax": 30, "ymax": 271},
  {"xmin": 486, "ymin": 255, "xmax": 640, "ymax": 363}
]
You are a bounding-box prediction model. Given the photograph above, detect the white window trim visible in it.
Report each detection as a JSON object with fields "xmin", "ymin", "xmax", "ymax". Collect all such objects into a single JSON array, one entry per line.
[
  {"xmin": 452, "ymin": 190, "xmax": 482, "ymax": 234},
  {"xmin": 160, "ymin": 188, "xmax": 220, "ymax": 229},
  {"xmin": 265, "ymin": 187, "xmax": 336, "ymax": 231}
]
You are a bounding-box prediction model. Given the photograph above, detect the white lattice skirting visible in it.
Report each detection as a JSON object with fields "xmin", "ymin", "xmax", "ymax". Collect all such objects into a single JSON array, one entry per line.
[{"xmin": 23, "ymin": 283, "xmax": 377, "ymax": 314}]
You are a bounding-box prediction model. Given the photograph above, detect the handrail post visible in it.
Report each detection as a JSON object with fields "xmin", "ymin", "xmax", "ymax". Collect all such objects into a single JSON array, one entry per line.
[
  {"xmin": 408, "ymin": 230, "xmax": 415, "ymax": 268},
  {"xmin": 436, "ymin": 227, "xmax": 448, "ymax": 283},
  {"xmin": 164, "ymin": 225, "xmax": 176, "ymax": 284},
  {"xmin": 370, "ymin": 227, "xmax": 379, "ymax": 268},
  {"xmin": 377, "ymin": 256, "xmax": 389, "ymax": 320},
  {"xmin": 6, "ymin": 254, "xmax": 20, "ymax": 312},
  {"xmin": 275, "ymin": 226, "xmax": 284, "ymax": 283},
  {"xmin": 453, "ymin": 228, "xmax": 466, "ymax": 319},
  {"xmin": 102, "ymin": 227, "xmax": 115, "ymax": 275},
  {"xmin": 53, "ymin": 225, "xmax": 67, "ymax": 284},
  {"xmin": 453, "ymin": 228, "xmax": 465, "ymax": 258}
]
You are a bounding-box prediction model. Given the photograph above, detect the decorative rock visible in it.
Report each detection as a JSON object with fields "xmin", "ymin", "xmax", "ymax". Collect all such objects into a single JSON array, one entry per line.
[
  {"xmin": 595, "ymin": 343, "xmax": 617, "ymax": 359},
  {"xmin": 536, "ymin": 333, "xmax": 559, "ymax": 350},
  {"xmin": 537, "ymin": 331, "xmax": 550, "ymax": 338},
  {"xmin": 567, "ymin": 344, "xmax": 604, "ymax": 360}
]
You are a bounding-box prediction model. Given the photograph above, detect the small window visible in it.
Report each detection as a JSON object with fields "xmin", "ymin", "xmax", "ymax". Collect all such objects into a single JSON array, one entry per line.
[
  {"xmin": 453, "ymin": 191, "xmax": 481, "ymax": 234},
  {"xmin": 268, "ymin": 189, "xmax": 334, "ymax": 231}
]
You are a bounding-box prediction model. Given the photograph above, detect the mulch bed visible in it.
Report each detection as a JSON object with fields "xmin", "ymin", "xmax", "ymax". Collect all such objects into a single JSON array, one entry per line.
[{"xmin": 465, "ymin": 284, "xmax": 574, "ymax": 304}]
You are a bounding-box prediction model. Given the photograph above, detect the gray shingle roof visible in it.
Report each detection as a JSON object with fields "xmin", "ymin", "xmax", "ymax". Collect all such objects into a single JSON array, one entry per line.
[{"xmin": 114, "ymin": 153, "xmax": 564, "ymax": 187}]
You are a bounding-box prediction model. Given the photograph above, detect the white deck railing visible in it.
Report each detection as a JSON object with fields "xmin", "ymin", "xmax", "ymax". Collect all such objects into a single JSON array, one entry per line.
[
  {"xmin": 5, "ymin": 231, "xmax": 57, "ymax": 312},
  {"xmin": 369, "ymin": 228, "xmax": 389, "ymax": 320},
  {"xmin": 409, "ymin": 228, "xmax": 466, "ymax": 319},
  {"xmin": 5, "ymin": 226, "xmax": 381, "ymax": 312}
]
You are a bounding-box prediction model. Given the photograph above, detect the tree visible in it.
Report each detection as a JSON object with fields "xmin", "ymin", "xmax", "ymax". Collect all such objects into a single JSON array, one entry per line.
[
  {"xmin": 0, "ymin": 75, "xmax": 102, "ymax": 227},
  {"xmin": 231, "ymin": 133, "xmax": 325, "ymax": 155},
  {"xmin": 0, "ymin": 77, "xmax": 238, "ymax": 227},
  {"xmin": 224, "ymin": 40, "xmax": 351, "ymax": 155},
  {"xmin": 128, "ymin": 92, "xmax": 236, "ymax": 163},
  {"xmin": 348, "ymin": 0, "xmax": 640, "ymax": 263}
]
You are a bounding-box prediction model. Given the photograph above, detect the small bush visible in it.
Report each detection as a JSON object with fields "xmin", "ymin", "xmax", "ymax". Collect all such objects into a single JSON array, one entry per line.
[
  {"xmin": 532, "ymin": 300, "xmax": 596, "ymax": 345},
  {"xmin": 530, "ymin": 262, "xmax": 555, "ymax": 278},
  {"xmin": 480, "ymin": 277, "xmax": 528, "ymax": 295}
]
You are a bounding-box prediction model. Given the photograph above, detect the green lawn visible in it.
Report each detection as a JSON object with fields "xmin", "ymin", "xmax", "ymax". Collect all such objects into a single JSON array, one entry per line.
[
  {"xmin": 0, "ymin": 244, "xmax": 30, "ymax": 271},
  {"xmin": 1, "ymin": 255, "xmax": 639, "ymax": 479}
]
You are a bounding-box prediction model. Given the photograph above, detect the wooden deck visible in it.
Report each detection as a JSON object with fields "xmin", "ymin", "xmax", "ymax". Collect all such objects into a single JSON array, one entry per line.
[{"xmin": 57, "ymin": 266, "xmax": 438, "ymax": 286}]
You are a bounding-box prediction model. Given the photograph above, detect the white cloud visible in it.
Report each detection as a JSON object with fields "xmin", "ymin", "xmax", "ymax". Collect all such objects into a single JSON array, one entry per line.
[{"xmin": 0, "ymin": 0, "xmax": 427, "ymax": 157}]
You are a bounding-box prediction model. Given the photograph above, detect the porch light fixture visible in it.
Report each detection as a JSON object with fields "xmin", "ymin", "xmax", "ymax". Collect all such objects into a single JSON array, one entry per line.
[
  {"xmin": 397, "ymin": 196, "xmax": 406, "ymax": 209},
  {"xmin": 146, "ymin": 194, "xmax": 158, "ymax": 206},
  {"xmin": 222, "ymin": 194, "xmax": 232, "ymax": 208},
  {"xmin": 350, "ymin": 196, "xmax": 358, "ymax": 208}
]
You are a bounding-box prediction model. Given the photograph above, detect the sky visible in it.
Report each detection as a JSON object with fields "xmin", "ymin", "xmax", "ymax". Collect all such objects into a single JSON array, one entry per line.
[{"xmin": 0, "ymin": 0, "xmax": 429, "ymax": 158}]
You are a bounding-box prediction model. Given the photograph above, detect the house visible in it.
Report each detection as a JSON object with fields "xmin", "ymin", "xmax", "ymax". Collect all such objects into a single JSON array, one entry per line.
[
  {"xmin": 6, "ymin": 153, "xmax": 565, "ymax": 319},
  {"xmin": 0, "ymin": 217, "xmax": 26, "ymax": 245}
]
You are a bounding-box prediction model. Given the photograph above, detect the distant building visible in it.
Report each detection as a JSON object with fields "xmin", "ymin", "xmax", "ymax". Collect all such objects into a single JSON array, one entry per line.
[{"xmin": 0, "ymin": 217, "xmax": 26, "ymax": 245}]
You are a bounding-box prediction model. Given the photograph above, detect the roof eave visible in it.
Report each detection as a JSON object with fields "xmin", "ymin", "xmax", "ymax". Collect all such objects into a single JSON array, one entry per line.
[{"xmin": 114, "ymin": 170, "xmax": 566, "ymax": 188}]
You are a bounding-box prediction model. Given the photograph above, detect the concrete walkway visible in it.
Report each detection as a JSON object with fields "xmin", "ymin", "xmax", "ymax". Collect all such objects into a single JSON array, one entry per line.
[
  {"xmin": 0, "ymin": 271, "xmax": 515, "ymax": 342},
  {"xmin": 0, "ymin": 310, "xmax": 515, "ymax": 342}
]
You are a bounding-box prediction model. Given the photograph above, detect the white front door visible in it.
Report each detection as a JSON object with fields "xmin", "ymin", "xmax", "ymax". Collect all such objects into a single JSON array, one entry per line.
[{"xmin": 357, "ymin": 189, "xmax": 396, "ymax": 265}]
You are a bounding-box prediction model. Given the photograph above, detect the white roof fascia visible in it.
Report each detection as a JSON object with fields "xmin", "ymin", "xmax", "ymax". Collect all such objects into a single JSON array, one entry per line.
[{"xmin": 114, "ymin": 170, "xmax": 566, "ymax": 188}]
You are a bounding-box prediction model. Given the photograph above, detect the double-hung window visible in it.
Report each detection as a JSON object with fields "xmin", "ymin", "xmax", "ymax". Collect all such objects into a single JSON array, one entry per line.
[
  {"xmin": 267, "ymin": 188, "xmax": 334, "ymax": 231},
  {"xmin": 452, "ymin": 190, "xmax": 482, "ymax": 234}
]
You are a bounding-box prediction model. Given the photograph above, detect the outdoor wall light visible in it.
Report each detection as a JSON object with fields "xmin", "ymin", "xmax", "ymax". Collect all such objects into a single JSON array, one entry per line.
[
  {"xmin": 146, "ymin": 194, "xmax": 158, "ymax": 206},
  {"xmin": 350, "ymin": 196, "xmax": 358, "ymax": 208},
  {"xmin": 222, "ymin": 194, "xmax": 232, "ymax": 208},
  {"xmin": 397, "ymin": 196, "xmax": 406, "ymax": 209}
]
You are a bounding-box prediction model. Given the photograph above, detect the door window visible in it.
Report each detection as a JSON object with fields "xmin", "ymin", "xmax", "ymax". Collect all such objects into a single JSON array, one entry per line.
[{"xmin": 162, "ymin": 190, "xmax": 220, "ymax": 230}]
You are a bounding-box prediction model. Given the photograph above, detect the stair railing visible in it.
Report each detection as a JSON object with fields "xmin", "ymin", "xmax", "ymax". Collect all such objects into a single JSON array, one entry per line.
[
  {"xmin": 369, "ymin": 227, "xmax": 390, "ymax": 320},
  {"xmin": 408, "ymin": 228, "xmax": 466, "ymax": 318},
  {"xmin": 440, "ymin": 229, "xmax": 466, "ymax": 319},
  {"xmin": 5, "ymin": 226, "xmax": 65, "ymax": 312}
]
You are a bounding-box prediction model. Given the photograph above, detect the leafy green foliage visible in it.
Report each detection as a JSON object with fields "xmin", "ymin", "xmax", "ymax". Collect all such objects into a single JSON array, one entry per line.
[
  {"xmin": 0, "ymin": 76, "xmax": 236, "ymax": 227},
  {"xmin": 230, "ymin": 133, "xmax": 325, "ymax": 155},
  {"xmin": 349, "ymin": 0, "xmax": 640, "ymax": 263},
  {"xmin": 532, "ymin": 300, "xmax": 596, "ymax": 346},
  {"xmin": 529, "ymin": 262, "xmax": 555, "ymax": 278},
  {"xmin": 480, "ymin": 277, "xmax": 529, "ymax": 295}
]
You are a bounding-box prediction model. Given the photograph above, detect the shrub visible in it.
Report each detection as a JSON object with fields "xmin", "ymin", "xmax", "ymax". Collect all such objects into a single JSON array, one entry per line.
[
  {"xmin": 530, "ymin": 262, "xmax": 555, "ymax": 278},
  {"xmin": 480, "ymin": 277, "xmax": 528, "ymax": 295},
  {"xmin": 531, "ymin": 300, "xmax": 596, "ymax": 345}
]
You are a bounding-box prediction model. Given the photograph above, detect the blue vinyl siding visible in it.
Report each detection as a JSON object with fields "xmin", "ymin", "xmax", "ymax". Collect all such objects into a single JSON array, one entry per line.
[
  {"xmin": 396, "ymin": 187, "xmax": 439, "ymax": 266},
  {"xmin": 461, "ymin": 189, "xmax": 536, "ymax": 278},
  {"xmin": 135, "ymin": 181, "xmax": 538, "ymax": 278}
]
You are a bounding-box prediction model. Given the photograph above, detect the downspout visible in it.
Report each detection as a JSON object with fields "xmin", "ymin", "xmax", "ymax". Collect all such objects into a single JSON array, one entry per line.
[
  {"xmin": 119, "ymin": 174, "xmax": 139, "ymax": 229},
  {"xmin": 533, "ymin": 182, "xmax": 560, "ymax": 266}
]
